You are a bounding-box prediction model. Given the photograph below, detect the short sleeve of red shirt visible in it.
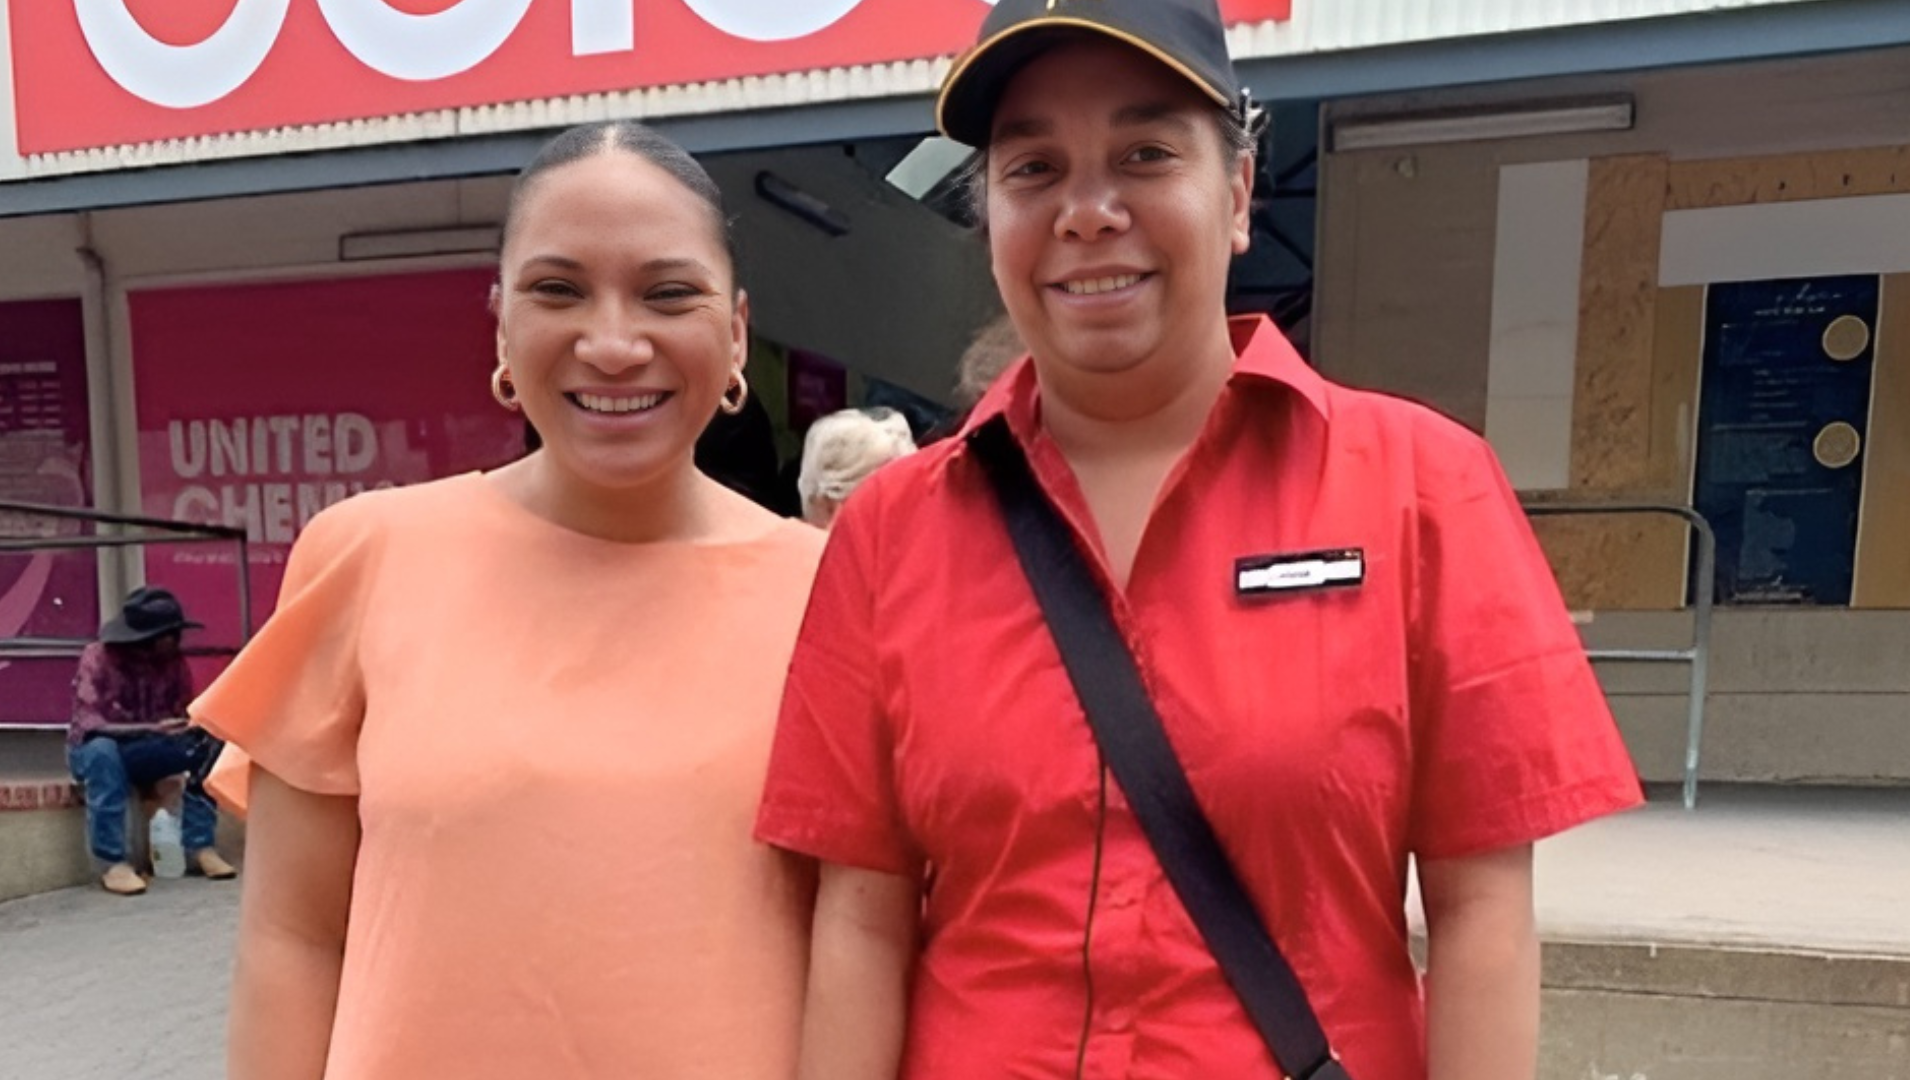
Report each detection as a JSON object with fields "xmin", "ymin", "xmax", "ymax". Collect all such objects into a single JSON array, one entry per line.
[
  {"xmin": 755, "ymin": 484, "xmax": 918, "ymax": 875},
  {"xmin": 1405, "ymin": 419, "xmax": 1641, "ymax": 859}
]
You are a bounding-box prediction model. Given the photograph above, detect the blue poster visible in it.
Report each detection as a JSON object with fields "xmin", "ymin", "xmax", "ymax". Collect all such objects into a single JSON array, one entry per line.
[{"xmin": 1693, "ymin": 276, "xmax": 1878, "ymax": 605}]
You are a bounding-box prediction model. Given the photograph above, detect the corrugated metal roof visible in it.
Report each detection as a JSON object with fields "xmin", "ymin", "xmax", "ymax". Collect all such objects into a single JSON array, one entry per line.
[
  {"xmin": 1230, "ymin": 0, "xmax": 1821, "ymax": 56},
  {"xmin": 0, "ymin": 0, "xmax": 1842, "ymax": 184}
]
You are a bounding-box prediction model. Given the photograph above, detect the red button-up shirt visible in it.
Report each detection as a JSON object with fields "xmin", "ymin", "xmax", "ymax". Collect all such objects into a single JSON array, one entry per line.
[{"xmin": 756, "ymin": 316, "xmax": 1641, "ymax": 1080}]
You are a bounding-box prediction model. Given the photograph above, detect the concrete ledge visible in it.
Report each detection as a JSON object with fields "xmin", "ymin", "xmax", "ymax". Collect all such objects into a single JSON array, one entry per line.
[
  {"xmin": 1574, "ymin": 609, "xmax": 1910, "ymax": 784},
  {"xmin": 0, "ymin": 805, "xmax": 92, "ymax": 904},
  {"xmin": 1583, "ymin": 609, "xmax": 1910, "ymax": 695},
  {"xmin": 1529, "ymin": 787, "xmax": 1910, "ymax": 1076},
  {"xmin": 1612, "ymin": 693, "xmax": 1910, "ymax": 785},
  {"xmin": 1546, "ymin": 940, "xmax": 1910, "ymax": 1010},
  {"xmin": 1541, "ymin": 943, "xmax": 1910, "ymax": 1080},
  {"xmin": 0, "ymin": 778, "xmax": 247, "ymax": 902}
]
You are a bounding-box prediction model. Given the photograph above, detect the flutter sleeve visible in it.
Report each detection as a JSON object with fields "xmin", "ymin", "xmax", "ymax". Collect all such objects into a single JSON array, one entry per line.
[{"xmin": 193, "ymin": 497, "xmax": 383, "ymax": 806}]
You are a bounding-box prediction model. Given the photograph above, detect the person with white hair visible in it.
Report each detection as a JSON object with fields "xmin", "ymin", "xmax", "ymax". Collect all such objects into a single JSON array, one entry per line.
[{"xmin": 797, "ymin": 407, "xmax": 917, "ymax": 529}]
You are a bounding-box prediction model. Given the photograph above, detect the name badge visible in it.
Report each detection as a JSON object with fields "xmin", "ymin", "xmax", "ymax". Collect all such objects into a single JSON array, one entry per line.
[{"xmin": 1235, "ymin": 548, "xmax": 1365, "ymax": 597}]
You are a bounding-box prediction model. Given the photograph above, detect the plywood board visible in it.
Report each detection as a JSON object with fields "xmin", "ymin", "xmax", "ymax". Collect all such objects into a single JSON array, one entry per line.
[
  {"xmin": 1649, "ymin": 286, "xmax": 1705, "ymax": 495},
  {"xmin": 1572, "ymin": 154, "xmax": 1669, "ymax": 492},
  {"xmin": 1580, "ymin": 283, "xmax": 1712, "ymax": 610},
  {"xmin": 1852, "ymin": 274, "xmax": 1910, "ymax": 608},
  {"xmin": 1666, "ymin": 144, "xmax": 1910, "ymax": 210},
  {"xmin": 1531, "ymin": 511, "xmax": 1687, "ymax": 611}
]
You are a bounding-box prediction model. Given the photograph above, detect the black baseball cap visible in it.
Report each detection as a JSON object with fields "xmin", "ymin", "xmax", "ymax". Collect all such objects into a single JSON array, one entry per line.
[{"xmin": 937, "ymin": 0, "xmax": 1241, "ymax": 148}]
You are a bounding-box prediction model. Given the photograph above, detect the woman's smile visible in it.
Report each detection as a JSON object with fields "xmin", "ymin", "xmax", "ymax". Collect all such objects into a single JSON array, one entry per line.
[
  {"xmin": 1047, "ymin": 269, "xmax": 1157, "ymax": 312},
  {"xmin": 567, "ymin": 389, "xmax": 673, "ymax": 417}
]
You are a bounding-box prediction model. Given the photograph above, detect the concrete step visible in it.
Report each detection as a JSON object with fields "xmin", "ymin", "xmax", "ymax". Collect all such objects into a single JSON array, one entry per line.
[
  {"xmin": 1532, "ymin": 785, "xmax": 1910, "ymax": 1078},
  {"xmin": 0, "ymin": 770, "xmax": 245, "ymax": 902},
  {"xmin": 0, "ymin": 777, "xmax": 91, "ymax": 904},
  {"xmin": 1541, "ymin": 942, "xmax": 1910, "ymax": 1078}
]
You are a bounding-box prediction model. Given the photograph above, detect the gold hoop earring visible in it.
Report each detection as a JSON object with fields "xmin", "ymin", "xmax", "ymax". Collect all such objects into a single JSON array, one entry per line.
[
  {"xmin": 719, "ymin": 369, "xmax": 748, "ymax": 416},
  {"xmin": 491, "ymin": 362, "xmax": 521, "ymax": 412}
]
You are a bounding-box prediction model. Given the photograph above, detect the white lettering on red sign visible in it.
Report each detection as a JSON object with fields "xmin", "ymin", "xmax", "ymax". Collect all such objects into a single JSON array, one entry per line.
[
  {"xmin": 76, "ymin": 0, "xmax": 877, "ymax": 106},
  {"xmin": 571, "ymin": 0, "xmax": 636, "ymax": 56},
  {"xmin": 680, "ymin": 0, "xmax": 865, "ymax": 42},
  {"xmin": 315, "ymin": 0, "xmax": 535, "ymax": 81},
  {"xmin": 74, "ymin": 0, "xmax": 291, "ymax": 109}
]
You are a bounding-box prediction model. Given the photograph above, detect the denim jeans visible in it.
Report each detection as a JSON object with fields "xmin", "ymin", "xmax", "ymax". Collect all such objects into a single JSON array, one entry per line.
[{"xmin": 67, "ymin": 734, "xmax": 220, "ymax": 864}]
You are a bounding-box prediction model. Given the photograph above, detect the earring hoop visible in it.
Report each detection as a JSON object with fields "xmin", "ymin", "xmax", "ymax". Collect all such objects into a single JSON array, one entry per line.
[
  {"xmin": 719, "ymin": 369, "xmax": 749, "ymax": 416},
  {"xmin": 491, "ymin": 362, "xmax": 521, "ymax": 412}
]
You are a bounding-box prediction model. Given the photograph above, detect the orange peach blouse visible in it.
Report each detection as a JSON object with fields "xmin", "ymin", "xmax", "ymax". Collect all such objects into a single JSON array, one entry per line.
[{"xmin": 196, "ymin": 473, "xmax": 823, "ymax": 1079}]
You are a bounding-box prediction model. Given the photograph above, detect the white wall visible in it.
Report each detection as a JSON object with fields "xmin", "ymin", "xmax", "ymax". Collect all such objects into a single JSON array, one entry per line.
[
  {"xmin": 1486, "ymin": 160, "xmax": 1588, "ymax": 490},
  {"xmin": 1661, "ymin": 194, "xmax": 1910, "ymax": 286}
]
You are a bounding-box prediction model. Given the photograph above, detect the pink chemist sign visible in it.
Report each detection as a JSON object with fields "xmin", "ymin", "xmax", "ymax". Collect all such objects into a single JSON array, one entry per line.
[{"xmin": 130, "ymin": 269, "xmax": 524, "ymax": 682}]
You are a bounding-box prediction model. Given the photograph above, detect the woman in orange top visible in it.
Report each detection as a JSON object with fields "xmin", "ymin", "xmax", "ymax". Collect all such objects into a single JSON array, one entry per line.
[{"xmin": 194, "ymin": 121, "xmax": 823, "ymax": 1079}]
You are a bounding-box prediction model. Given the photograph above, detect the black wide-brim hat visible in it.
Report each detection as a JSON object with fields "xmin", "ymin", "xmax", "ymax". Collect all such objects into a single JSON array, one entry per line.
[
  {"xmin": 100, "ymin": 586, "xmax": 202, "ymax": 645},
  {"xmin": 937, "ymin": 0, "xmax": 1241, "ymax": 148}
]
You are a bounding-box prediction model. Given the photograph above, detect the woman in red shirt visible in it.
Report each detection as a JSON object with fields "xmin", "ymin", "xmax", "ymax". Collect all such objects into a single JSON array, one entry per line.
[{"xmin": 756, "ymin": 2, "xmax": 1643, "ymax": 1078}]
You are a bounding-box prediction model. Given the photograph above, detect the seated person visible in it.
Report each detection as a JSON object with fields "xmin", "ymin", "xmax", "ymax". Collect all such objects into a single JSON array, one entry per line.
[{"xmin": 67, "ymin": 587, "xmax": 236, "ymax": 895}]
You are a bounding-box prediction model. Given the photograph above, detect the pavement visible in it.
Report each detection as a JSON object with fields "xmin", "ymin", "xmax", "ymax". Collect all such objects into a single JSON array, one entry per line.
[
  {"xmin": 0, "ymin": 876, "xmax": 237, "ymax": 1080},
  {"xmin": 2, "ymin": 785, "xmax": 1905, "ymax": 1079},
  {"xmin": 1532, "ymin": 783, "xmax": 1910, "ymax": 956}
]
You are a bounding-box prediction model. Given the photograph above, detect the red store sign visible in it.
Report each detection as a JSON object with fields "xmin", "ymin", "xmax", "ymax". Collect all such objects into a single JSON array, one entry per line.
[{"xmin": 9, "ymin": 0, "xmax": 1293, "ymax": 156}]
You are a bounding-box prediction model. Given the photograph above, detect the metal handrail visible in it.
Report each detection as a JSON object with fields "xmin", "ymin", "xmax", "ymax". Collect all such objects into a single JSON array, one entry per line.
[
  {"xmin": 0, "ymin": 499, "xmax": 253, "ymax": 645},
  {"xmin": 0, "ymin": 638, "xmax": 242, "ymax": 660},
  {"xmin": 1524, "ymin": 502, "xmax": 1715, "ymax": 809},
  {"xmin": 0, "ymin": 501, "xmax": 255, "ymax": 728}
]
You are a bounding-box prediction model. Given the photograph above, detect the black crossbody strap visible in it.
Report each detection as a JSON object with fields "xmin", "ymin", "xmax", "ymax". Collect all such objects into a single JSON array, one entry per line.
[{"xmin": 969, "ymin": 419, "xmax": 1349, "ymax": 1080}]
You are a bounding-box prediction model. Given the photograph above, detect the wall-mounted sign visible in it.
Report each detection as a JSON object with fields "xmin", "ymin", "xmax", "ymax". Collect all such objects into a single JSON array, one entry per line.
[
  {"xmin": 1693, "ymin": 275, "xmax": 1878, "ymax": 606},
  {"xmin": 9, "ymin": 0, "xmax": 1293, "ymax": 155},
  {"xmin": 0, "ymin": 299, "xmax": 96, "ymax": 726},
  {"xmin": 129, "ymin": 268, "xmax": 524, "ymax": 683}
]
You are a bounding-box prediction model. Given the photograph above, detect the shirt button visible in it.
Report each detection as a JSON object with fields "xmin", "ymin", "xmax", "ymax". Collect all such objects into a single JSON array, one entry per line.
[{"xmin": 1101, "ymin": 1005, "xmax": 1136, "ymax": 1031}]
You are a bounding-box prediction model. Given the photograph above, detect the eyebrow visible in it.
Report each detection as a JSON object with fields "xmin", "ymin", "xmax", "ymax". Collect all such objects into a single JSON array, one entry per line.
[
  {"xmin": 991, "ymin": 100, "xmax": 1197, "ymax": 145},
  {"xmin": 516, "ymin": 255, "xmax": 716, "ymax": 277},
  {"xmin": 518, "ymin": 254, "xmax": 585, "ymax": 274},
  {"xmin": 637, "ymin": 257, "xmax": 716, "ymax": 277},
  {"xmin": 990, "ymin": 116, "xmax": 1053, "ymax": 146},
  {"xmin": 1111, "ymin": 101, "xmax": 1198, "ymax": 134}
]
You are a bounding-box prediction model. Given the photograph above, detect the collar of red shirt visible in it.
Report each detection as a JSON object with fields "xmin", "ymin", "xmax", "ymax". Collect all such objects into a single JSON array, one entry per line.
[{"xmin": 958, "ymin": 314, "xmax": 1329, "ymax": 449}]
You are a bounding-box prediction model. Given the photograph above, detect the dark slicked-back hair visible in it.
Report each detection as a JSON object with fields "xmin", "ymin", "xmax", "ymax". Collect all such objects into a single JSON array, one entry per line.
[{"xmin": 503, "ymin": 120, "xmax": 737, "ymax": 271}]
